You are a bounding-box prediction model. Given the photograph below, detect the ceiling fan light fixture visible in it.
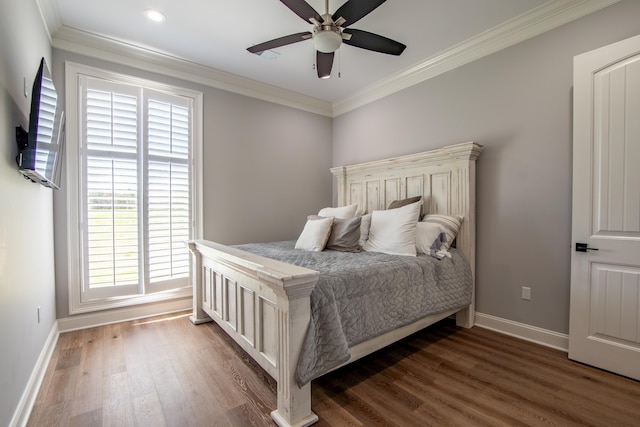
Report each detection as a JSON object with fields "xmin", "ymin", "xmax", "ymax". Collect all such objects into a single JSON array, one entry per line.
[{"xmin": 313, "ymin": 30, "xmax": 342, "ymax": 53}]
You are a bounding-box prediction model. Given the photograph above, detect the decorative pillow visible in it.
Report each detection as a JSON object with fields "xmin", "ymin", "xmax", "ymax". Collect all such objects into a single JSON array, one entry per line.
[
  {"xmin": 295, "ymin": 216, "xmax": 334, "ymax": 251},
  {"xmin": 415, "ymin": 222, "xmax": 448, "ymax": 259},
  {"xmin": 326, "ymin": 216, "xmax": 362, "ymax": 252},
  {"xmin": 421, "ymin": 214, "xmax": 463, "ymax": 251},
  {"xmin": 363, "ymin": 201, "xmax": 421, "ymax": 256},
  {"xmin": 359, "ymin": 213, "xmax": 372, "ymax": 248},
  {"xmin": 388, "ymin": 196, "xmax": 422, "ymax": 210},
  {"xmin": 318, "ymin": 204, "xmax": 358, "ymax": 219}
]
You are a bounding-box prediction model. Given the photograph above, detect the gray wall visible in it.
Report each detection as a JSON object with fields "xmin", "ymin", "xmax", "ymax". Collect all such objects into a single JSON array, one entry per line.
[
  {"xmin": 332, "ymin": 0, "xmax": 640, "ymax": 334},
  {"xmin": 52, "ymin": 50, "xmax": 333, "ymax": 318},
  {"xmin": 0, "ymin": 1, "xmax": 56, "ymax": 425}
]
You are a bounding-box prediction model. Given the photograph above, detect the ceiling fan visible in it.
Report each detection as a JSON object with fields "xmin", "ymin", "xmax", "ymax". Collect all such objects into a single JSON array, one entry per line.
[{"xmin": 247, "ymin": 0, "xmax": 406, "ymax": 79}]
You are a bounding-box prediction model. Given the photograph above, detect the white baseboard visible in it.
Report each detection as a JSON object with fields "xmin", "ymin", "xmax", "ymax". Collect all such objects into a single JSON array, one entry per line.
[
  {"xmin": 474, "ymin": 312, "xmax": 569, "ymax": 352},
  {"xmin": 10, "ymin": 321, "xmax": 59, "ymax": 427},
  {"xmin": 57, "ymin": 297, "xmax": 192, "ymax": 332}
]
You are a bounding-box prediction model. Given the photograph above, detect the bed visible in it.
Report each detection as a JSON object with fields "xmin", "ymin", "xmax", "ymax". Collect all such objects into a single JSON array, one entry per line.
[{"xmin": 187, "ymin": 141, "xmax": 483, "ymax": 427}]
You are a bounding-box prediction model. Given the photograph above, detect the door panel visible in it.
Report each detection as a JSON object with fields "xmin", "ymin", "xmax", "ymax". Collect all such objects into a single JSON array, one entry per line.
[
  {"xmin": 590, "ymin": 264, "xmax": 640, "ymax": 343},
  {"xmin": 570, "ymin": 34, "xmax": 640, "ymax": 380},
  {"xmin": 593, "ymin": 58, "xmax": 640, "ymax": 235}
]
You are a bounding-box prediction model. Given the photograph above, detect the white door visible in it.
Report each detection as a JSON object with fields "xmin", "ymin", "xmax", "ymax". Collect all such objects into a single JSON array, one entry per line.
[{"xmin": 570, "ymin": 34, "xmax": 640, "ymax": 380}]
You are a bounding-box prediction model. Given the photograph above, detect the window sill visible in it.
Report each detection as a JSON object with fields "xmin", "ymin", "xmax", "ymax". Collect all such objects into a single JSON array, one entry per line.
[{"xmin": 69, "ymin": 286, "xmax": 192, "ymax": 315}]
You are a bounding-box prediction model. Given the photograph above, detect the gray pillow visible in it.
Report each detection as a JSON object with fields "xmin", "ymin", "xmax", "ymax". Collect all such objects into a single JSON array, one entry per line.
[
  {"xmin": 388, "ymin": 196, "xmax": 425, "ymax": 220},
  {"xmin": 388, "ymin": 196, "xmax": 422, "ymax": 209},
  {"xmin": 310, "ymin": 215, "xmax": 362, "ymax": 252},
  {"xmin": 327, "ymin": 216, "xmax": 362, "ymax": 252}
]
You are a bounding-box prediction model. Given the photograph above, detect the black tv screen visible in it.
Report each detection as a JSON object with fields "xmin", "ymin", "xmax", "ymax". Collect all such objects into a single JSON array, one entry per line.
[{"xmin": 16, "ymin": 57, "xmax": 65, "ymax": 189}]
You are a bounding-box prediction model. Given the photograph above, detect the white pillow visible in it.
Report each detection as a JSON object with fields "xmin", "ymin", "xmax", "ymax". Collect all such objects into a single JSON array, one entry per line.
[
  {"xmin": 358, "ymin": 213, "xmax": 372, "ymax": 248},
  {"xmin": 318, "ymin": 204, "xmax": 358, "ymax": 219},
  {"xmin": 295, "ymin": 217, "xmax": 334, "ymax": 251},
  {"xmin": 415, "ymin": 222, "xmax": 448, "ymax": 258},
  {"xmin": 363, "ymin": 201, "xmax": 421, "ymax": 256},
  {"xmin": 421, "ymin": 214, "xmax": 463, "ymax": 251}
]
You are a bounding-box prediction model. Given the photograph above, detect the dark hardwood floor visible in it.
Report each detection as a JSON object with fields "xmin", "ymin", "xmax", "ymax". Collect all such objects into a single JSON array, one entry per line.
[{"xmin": 28, "ymin": 312, "xmax": 640, "ymax": 426}]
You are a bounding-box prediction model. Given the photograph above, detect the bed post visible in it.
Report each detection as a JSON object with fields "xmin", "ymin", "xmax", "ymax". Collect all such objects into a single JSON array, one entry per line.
[
  {"xmin": 449, "ymin": 143, "xmax": 483, "ymax": 328},
  {"xmin": 187, "ymin": 242, "xmax": 212, "ymax": 325},
  {"xmin": 332, "ymin": 166, "xmax": 347, "ymax": 207},
  {"xmin": 269, "ymin": 276, "xmax": 319, "ymax": 427}
]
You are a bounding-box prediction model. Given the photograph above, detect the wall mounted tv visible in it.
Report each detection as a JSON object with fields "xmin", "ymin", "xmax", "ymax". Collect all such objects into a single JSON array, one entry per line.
[{"xmin": 15, "ymin": 57, "xmax": 65, "ymax": 189}]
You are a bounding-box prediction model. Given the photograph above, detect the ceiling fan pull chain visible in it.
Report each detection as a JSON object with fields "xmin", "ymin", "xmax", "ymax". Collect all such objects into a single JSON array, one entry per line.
[
  {"xmin": 338, "ymin": 48, "xmax": 341, "ymax": 78},
  {"xmin": 312, "ymin": 41, "xmax": 316, "ymax": 71}
]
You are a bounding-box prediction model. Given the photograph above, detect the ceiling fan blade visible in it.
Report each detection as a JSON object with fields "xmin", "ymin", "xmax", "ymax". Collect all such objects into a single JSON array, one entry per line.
[
  {"xmin": 332, "ymin": 0, "xmax": 386, "ymax": 27},
  {"xmin": 280, "ymin": 0, "xmax": 323, "ymax": 24},
  {"xmin": 316, "ymin": 51, "xmax": 334, "ymax": 78},
  {"xmin": 342, "ymin": 28, "xmax": 406, "ymax": 55},
  {"xmin": 247, "ymin": 32, "xmax": 312, "ymax": 54}
]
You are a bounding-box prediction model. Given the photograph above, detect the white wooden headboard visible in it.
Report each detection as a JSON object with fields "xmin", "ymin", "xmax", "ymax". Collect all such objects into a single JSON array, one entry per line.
[{"xmin": 330, "ymin": 141, "xmax": 483, "ymax": 325}]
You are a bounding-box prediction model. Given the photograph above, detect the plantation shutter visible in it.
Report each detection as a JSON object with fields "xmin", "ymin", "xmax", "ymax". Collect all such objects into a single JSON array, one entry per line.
[
  {"xmin": 83, "ymin": 81, "xmax": 141, "ymax": 298},
  {"xmin": 145, "ymin": 92, "xmax": 191, "ymax": 286},
  {"xmin": 80, "ymin": 77, "xmax": 192, "ymax": 301}
]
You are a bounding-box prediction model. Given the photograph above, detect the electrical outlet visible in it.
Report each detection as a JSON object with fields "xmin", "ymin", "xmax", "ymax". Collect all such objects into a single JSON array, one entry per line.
[
  {"xmin": 37, "ymin": 306, "xmax": 41, "ymax": 323},
  {"xmin": 521, "ymin": 286, "xmax": 531, "ymax": 301}
]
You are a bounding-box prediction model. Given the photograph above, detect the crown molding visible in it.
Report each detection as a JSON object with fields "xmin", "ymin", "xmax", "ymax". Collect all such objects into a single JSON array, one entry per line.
[
  {"xmin": 52, "ymin": 26, "xmax": 333, "ymax": 117},
  {"xmin": 35, "ymin": 0, "xmax": 62, "ymax": 43},
  {"xmin": 332, "ymin": 0, "xmax": 621, "ymax": 116}
]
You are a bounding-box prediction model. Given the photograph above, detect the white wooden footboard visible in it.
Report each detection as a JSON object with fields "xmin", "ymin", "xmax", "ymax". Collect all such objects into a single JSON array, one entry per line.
[{"xmin": 187, "ymin": 240, "xmax": 320, "ymax": 427}]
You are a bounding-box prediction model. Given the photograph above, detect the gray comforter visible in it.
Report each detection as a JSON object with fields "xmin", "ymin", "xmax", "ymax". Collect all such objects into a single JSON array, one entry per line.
[{"xmin": 234, "ymin": 241, "xmax": 472, "ymax": 386}]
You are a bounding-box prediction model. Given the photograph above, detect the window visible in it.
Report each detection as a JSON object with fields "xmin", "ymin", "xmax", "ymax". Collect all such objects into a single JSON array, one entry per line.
[{"xmin": 66, "ymin": 63, "xmax": 203, "ymax": 313}]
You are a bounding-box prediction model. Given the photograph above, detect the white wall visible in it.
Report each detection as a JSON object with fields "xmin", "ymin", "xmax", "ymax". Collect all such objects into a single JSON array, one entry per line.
[
  {"xmin": 0, "ymin": 1, "xmax": 56, "ymax": 426},
  {"xmin": 51, "ymin": 50, "xmax": 333, "ymax": 318},
  {"xmin": 332, "ymin": 0, "xmax": 640, "ymax": 334}
]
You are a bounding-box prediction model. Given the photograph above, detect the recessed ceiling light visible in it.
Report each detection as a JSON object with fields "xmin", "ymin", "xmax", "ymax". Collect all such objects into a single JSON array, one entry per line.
[{"xmin": 145, "ymin": 9, "xmax": 166, "ymax": 23}]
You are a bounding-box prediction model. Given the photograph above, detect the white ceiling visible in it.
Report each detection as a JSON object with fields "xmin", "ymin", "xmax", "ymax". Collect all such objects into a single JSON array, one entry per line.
[{"xmin": 42, "ymin": 0, "xmax": 615, "ymax": 109}]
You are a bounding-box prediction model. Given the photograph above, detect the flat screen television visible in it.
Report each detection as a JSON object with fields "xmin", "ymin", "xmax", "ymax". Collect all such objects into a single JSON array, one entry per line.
[{"xmin": 15, "ymin": 57, "xmax": 65, "ymax": 189}]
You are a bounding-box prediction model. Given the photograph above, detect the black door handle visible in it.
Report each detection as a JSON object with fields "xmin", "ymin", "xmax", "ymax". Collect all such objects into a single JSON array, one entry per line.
[{"xmin": 576, "ymin": 243, "xmax": 599, "ymax": 252}]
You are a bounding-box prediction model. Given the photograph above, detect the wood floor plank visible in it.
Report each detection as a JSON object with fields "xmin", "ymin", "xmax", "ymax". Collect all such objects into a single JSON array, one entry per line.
[
  {"xmin": 168, "ymin": 347, "xmax": 234, "ymax": 426},
  {"xmin": 27, "ymin": 402, "xmax": 72, "ymax": 427},
  {"xmin": 78, "ymin": 328, "xmax": 104, "ymax": 375},
  {"xmin": 132, "ymin": 392, "xmax": 166, "ymax": 427},
  {"xmin": 149, "ymin": 358, "xmax": 197, "ymax": 426},
  {"xmin": 101, "ymin": 324, "xmax": 126, "ymax": 376},
  {"xmin": 30, "ymin": 313, "xmax": 640, "ymax": 427},
  {"xmin": 69, "ymin": 408, "xmax": 101, "ymax": 427},
  {"xmin": 190, "ymin": 347, "xmax": 252, "ymax": 411},
  {"xmin": 101, "ymin": 371, "xmax": 134, "ymax": 427},
  {"xmin": 312, "ymin": 386, "xmax": 364, "ymax": 427},
  {"xmin": 71, "ymin": 368, "xmax": 103, "ymax": 417},
  {"xmin": 33, "ymin": 351, "xmax": 59, "ymax": 407},
  {"xmin": 44, "ymin": 366, "xmax": 79, "ymax": 407}
]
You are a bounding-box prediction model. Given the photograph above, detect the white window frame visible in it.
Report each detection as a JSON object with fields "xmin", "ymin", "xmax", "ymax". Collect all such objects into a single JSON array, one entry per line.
[{"xmin": 66, "ymin": 61, "xmax": 203, "ymax": 314}]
